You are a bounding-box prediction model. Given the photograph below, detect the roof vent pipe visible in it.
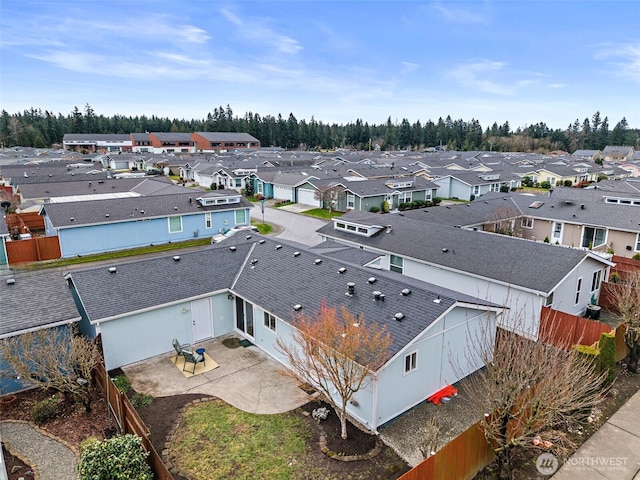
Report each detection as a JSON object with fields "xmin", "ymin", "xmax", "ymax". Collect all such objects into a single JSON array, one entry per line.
[
  {"xmin": 173, "ymin": 255, "xmax": 180, "ymax": 261},
  {"xmin": 347, "ymin": 282, "xmax": 356, "ymax": 294},
  {"xmin": 108, "ymin": 267, "xmax": 117, "ymax": 273}
]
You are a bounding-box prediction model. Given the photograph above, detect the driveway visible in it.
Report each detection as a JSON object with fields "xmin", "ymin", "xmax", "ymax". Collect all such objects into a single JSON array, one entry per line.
[
  {"xmin": 250, "ymin": 203, "xmax": 328, "ymax": 246},
  {"xmin": 122, "ymin": 334, "xmax": 314, "ymax": 414}
]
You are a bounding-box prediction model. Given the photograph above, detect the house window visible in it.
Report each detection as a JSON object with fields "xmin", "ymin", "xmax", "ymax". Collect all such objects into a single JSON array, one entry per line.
[
  {"xmin": 347, "ymin": 194, "xmax": 355, "ymax": 210},
  {"xmin": 390, "ymin": 255, "xmax": 403, "ymax": 274},
  {"xmin": 399, "ymin": 192, "xmax": 412, "ymax": 203},
  {"xmin": 636, "ymin": 233, "xmax": 640, "ymax": 251},
  {"xmin": 257, "ymin": 182, "xmax": 263, "ymax": 194},
  {"xmin": 425, "ymin": 191, "xmax": 432, "ymax": 200},
  {"xmin": 575, "ymin": 277, "xmax": 582, "ymax": 305},
  {"xmin": 591, "ymin": 270, "xmax": 602, "ymax": 292},
  {"xmin": 552, "ymin": 222, "xmax": 562, "ymax": 240},
  {"xmin": 520, "ymin": 217, "xmax": 534, "ymax": 229},
  {"xmin": 545, "ymin": 292, "xmax": 554, "ymax": 307},
  {"xmin": 235, "ymin": 178, "xmax": 242, "ymax": 187},
  {"xmin": 168, "ymin": 216, "xmax": 183, "ymax": 233},
  {"xmin": 490, "ymin": 183, "xmax": 500, "ymax": 192},
  {"xmin": 263, "ymin": 312, "xmax": 276, "ymax": 332},
  {"xmin": 473, "ymin": 185, "xmax": 480, "ymax": 195},
  {"xmin": 404, "ymin": 351, "xmax": 417, "ymax": 374},
  {"xmin": 235, "ymin": 209, "xmax": 247, "ymax": 225},
  {"xmin": 581, "ymin": 226, "xmax": 606, "ymax": 248},
  {"xmin": 205, "ymin": 213, "xmax": 212, "ymax": 229}
]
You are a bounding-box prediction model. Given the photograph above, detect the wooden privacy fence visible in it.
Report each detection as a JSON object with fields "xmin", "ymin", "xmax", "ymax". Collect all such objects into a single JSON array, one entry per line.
[
  {"xmin": 539, "ymin": 306, "xmax": 613, "ymax": 349},
  {"xmin": 93, "ymin": 362, "xmax": 173, "ymax": 480},
  {"xmin": 5, "ymin": 235, "xmax": 61, "ymax": 263},
  {"xmin": 397, "ymin": 420, "xmax": 495, "ymax": 480}
]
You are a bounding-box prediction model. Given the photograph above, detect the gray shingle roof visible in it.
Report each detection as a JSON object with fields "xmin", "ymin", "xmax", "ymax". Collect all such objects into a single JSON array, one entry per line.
[
  {"xmin": 67, "ymin": 236, "xmax": 498, "ymax": 359},
  {"xmin": 194, "ymin": 132, "xmax": 259, "ymax": 143},
  {"xmin": 316, "ymin": 210, "xmax": 600, "ymax": 294},
  {"xmin": 42, "ymin": 191, "xmax": 251, "ymax": 228},
  {"xmin": 0, "ymin": 269, "xmax": 80, "ymax": 337}
]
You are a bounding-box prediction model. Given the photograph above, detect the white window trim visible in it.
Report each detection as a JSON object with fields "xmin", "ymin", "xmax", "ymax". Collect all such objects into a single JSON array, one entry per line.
[
  {"xmin": 520, "ymin": 217, "xmax": 534, "ymax": 229},
  {"xmin": 575, "ymin": 277, "xmax": 582, "ymax": 305},
  {"xmin": 168, "ymin": 216, "xmax": 183, "ymax": 233},
  {"xmin": 403, "ymin": 351, "xmax": 417, "ymax": 375},
  {"xmin": 591, "ymin": 270, "xmax": 602, "ymax": 293},
  {"xmin": 205, "ymin": 212, "xmax": 212, "ymax": 229},
  {"xmin": 390, "ymin": 255, "xmax": 403, "ymax": 274},
  {"xmin": 263, "ymin": 312, "xmax": 277, "ymax": 333}
]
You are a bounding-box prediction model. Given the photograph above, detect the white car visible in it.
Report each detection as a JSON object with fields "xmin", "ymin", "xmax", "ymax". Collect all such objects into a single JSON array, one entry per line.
[{"xmin": 211, "ymin": 225, "xmax": 259, "ymax": 244}]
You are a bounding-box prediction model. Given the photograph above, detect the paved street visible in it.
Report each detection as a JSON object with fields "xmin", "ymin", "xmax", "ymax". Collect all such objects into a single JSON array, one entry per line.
[{"xmin": 249, "ymin": 202, "xmax": 328, "ymax": 246}]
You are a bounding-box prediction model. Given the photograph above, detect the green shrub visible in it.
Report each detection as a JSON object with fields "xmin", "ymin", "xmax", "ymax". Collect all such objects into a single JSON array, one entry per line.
[
  {"xmin": 131, "ymin": 393, "xmax": 154, "ymax": 408},
  {"xmin": 78, "ymin": 434, "xmax": 152, "ymax": 480},
  {"xmin": 632, "ymin": 253, "xmax": 640, "ymax": 261},
  {"xmin": 112, "ymin": 375, "xmax": 131, "ymax": 393},
  {"xmin": 563, "ymin": 180, "xmax": 573, "ymax": 187},
  {"xmin": 599, "ymin": 332, "xmax": 617, "ymax": 384},
  {"xmin": 544, "ymin": 236, "xmax": 550, "ymax": 243},
  {"xmin": 540, "ymin": 181, "xmax": 551, "ymax": 189},
  {"xmin": 382, "ymin": 200, "xmax": 390, "ymax": 213},
  {"xmin": 432, "ymin": 197, "xmax": 442, "ymax": 205},
  {"xmin": 32, "ymin": 396, "xmax": 61, "ymax": 424},
  {"xmin": 414, "ymin": 199, "xmax": 427, "ymax": 208},
  {"xmin": 398, "ymin": 202, "xmax": 410, "ymax": 211},
  {"xmin": 469, "ymin": 194, "xmax": 475, "ymax": 201},
  {"xmin": 79, "ymin": 437, "xmax": 101, "ymax": 453},
  {"xmin": 369, "ymin": 205, "xmax": 380, "ymax": 213}
]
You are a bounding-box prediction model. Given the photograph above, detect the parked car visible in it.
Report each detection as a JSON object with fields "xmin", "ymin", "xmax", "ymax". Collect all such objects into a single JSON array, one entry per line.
[{"xmin": 211, "ymin": 225, "xmax": 259, "ymax": 243}]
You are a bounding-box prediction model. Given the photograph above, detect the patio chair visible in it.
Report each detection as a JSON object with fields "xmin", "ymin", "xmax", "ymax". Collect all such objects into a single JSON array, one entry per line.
[
  {"xmin": 182, "ymin": 350, "xmax": 205, "ymax": 374},
  {"xmin": 172, "ymin": 338, "xmax": 191, "ymax": 364}
]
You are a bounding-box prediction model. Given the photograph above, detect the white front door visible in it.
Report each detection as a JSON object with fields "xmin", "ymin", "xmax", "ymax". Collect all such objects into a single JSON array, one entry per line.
[
  {"xmin": 551, "ymin": 222, "xmax": 563, "ymax": 244},
  {"xmin": 191, "ymin": 298, "xmax": 213, "ymax": 343}
]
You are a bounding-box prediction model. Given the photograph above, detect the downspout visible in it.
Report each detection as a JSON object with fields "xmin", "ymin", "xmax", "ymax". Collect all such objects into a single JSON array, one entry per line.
[{"xmin": 371, "ymin": 373, "xmax": 379, "ymax": 433}]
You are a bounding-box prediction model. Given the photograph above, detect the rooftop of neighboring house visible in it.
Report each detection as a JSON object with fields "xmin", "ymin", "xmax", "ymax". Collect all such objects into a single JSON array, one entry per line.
[
  {"xmin": 66, "ymin": 235, "xmax": 501, "ymax": 358},
  {"xmin": 0, "ymin": 269, "xmax": 80, "ymax": 338},
  {"xmin": 17, "ymin": 177, "xmax": 179, "ymax": 201},
  {"xmin": 41, "ymin": 190, "xmax": 251, "ymax": 228},
  {"xmin": 602, "ymin": 146, "xmax": 635, "ymax": 155},
  {"xmin": 63, "ymin": 133, "xmax": 131, "ymax": 142},
  {"xmin": 316, "ymin": 210, "xmax": 610, "ymax": 294}
]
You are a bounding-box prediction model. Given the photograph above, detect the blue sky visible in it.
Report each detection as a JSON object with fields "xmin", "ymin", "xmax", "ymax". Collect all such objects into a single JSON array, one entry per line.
[{"xmin": 1, "ymin": 1, "xmax": 638, "ymax": 130}]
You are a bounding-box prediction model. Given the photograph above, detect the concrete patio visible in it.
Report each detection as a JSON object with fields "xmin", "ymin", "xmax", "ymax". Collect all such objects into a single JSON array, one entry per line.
[{"xmin": 121, "ymin": 333, "xmax": 314, "ymax": 414}]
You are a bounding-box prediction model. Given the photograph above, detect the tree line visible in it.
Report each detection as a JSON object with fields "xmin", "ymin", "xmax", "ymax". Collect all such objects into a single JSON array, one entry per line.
[{"xmin": 1, "ymin": 104, "xmax": 638, "ymax": 153}]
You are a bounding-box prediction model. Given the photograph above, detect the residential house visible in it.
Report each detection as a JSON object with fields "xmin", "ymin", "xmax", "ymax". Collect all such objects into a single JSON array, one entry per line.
[
  {"xmin": 602, "ymin": 146, "xmax": 635, "ymax": 163},
  {"xmin": 572, "ymin": 150, "xmax": 602, "ymax": 161},
  {"xmin": 0, "ymin": 269, "xmax": 81, "ymax": 394},
  {"xmin": 131, "ymin": 133, "xmax": 152, "ymax": 153},
  {"xmin": 66, "ymin": 236, "xmax": 503, "ymax": 431},
  {"xmin": 192, "ymin": 132, "xmax": 261, "ymax": 152},
  {"xmin": 40, "ymin": 191, "xmax": 252, "ymax": 257},
  {"xmin": 316, "ymin": 210, "xmax": 613, "ymax": 337},
  {"xmin": 431, "ymin": 170, "xmax": 518, "ymax": 200}
]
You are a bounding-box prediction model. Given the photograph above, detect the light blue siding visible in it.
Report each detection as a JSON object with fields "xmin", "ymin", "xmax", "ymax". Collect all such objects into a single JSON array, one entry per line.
[
  {"xmin": 375, "ymin": 308, "xmax": 495, "ymax": 428},
  {"xmin": 52, "ymin": 209, "xmax": 248, "ymax": 257}
]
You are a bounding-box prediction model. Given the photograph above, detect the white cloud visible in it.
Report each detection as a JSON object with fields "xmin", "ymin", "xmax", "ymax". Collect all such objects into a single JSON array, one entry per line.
[
  {"xmin": 594, "ymin": 42, "xmax": 640, "ymax": 83},
  {"xmin": 220, "ymin": 7, "xmax": 302, "ymax": 55},
  {"xmin": 448, "ymin": 60, "xmax": 513, "ymax": 95},
  {"xmin": 431, "ymin": 3, "xmax": 487, "ymax": 25},
  {"xmin": 401, "ymin": 61, "xmax": 420, "ymax": 74}
]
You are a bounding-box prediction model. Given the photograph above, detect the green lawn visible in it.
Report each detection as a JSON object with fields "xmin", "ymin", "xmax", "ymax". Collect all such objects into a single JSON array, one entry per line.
[
  {"xmin": 170, "ymin": 400, "xmax": 312, "ymax": 480},
  {"xmin": 18, "ymin": 238, "xmax": 212, "ymax": 270},
  {"xmin": 300, "ymin": 208, "xmax": 343, "ymax": 220},
  {"xmin": 252, "ymin": 222, "xmax": 273, "ymax": 234}
]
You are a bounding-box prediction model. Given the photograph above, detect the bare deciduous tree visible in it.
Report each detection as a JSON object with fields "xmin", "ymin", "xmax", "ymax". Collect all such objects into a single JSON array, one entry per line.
[
  {"xmin": 0, "ymin": 328, "xmax": 100, "ymax": 411},
  {"xmin": 457, "ymin": 316, "xmax": 607, "ymax": 479},
  {"xmin": 276, "ymin": 301, "xmax": 392, "ymax": 439},
  {"xmin": 483, "ymin": 205, "xmax": 524, "ymax": 237},
  {"xmin": 605, "ymin": 269, "xmax": 640, "ymax": 373},
  {"xmin": 314, "ymin": 184, "xmax": 343, "ymax": 215}
]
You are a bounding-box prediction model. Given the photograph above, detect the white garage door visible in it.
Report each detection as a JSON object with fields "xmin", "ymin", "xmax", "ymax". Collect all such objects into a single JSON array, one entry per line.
[
  {"xmin": 297, "ymin": 188, "xmax": 320, "ymax": 207},
  {"xmin": 274, "ymin": 185, "xmax": 293, "ymax": 201}
]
